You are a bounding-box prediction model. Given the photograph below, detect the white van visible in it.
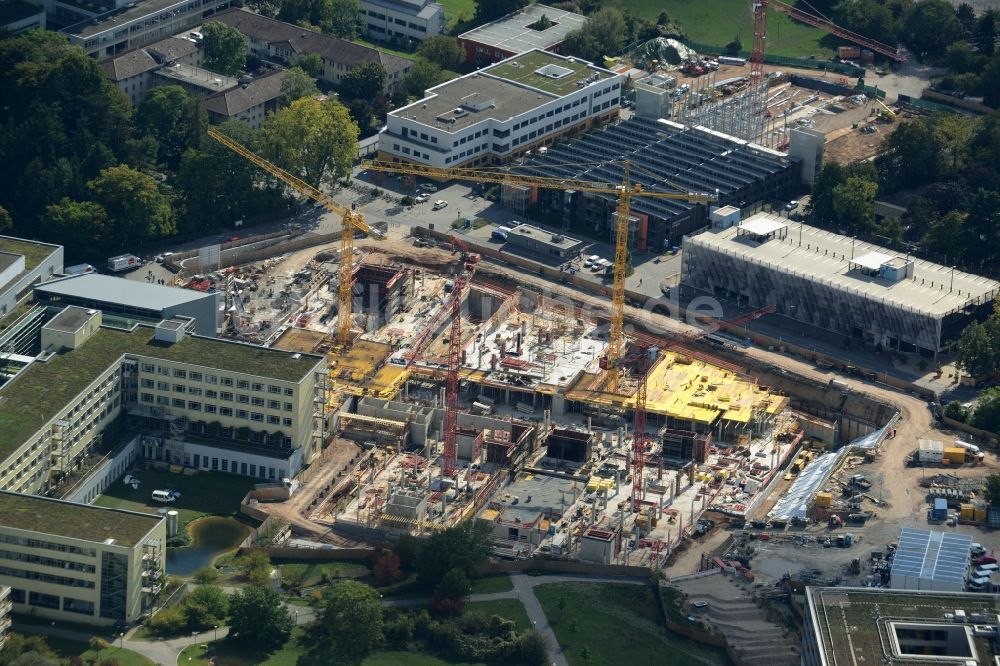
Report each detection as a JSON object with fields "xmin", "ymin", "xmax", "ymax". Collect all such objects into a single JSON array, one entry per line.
[
  {"xmin": 975, "ymin": 563, "xmax": 999, "ymax": 575},
  {"xmin": 151, "ymin": 489, "xmax": 176, "ymax": 503}
]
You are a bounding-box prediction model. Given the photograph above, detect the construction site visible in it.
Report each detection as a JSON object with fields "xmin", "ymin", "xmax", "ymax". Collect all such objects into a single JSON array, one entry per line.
[{"xmin": 147, "ymin": 1, "xmax": 992, "ymax": 577}]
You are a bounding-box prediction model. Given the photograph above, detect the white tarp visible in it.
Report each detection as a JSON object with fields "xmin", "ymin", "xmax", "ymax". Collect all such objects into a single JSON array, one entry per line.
[{"xmin": 768, "ymin": 420, "xmax": 894, "ymax": 521}]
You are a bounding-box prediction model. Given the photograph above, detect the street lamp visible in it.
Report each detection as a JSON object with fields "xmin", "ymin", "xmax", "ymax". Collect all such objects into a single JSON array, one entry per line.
[
  {"xmin": 213, "ymin": 625, "xmax": 218, "ymax": 641},
  {"xmin": 119, "ymin": 632, "xmax": 124, "ymax": 649}
]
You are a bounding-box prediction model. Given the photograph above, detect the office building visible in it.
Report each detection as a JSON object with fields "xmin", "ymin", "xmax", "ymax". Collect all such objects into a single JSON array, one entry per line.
[
  {"xmin": 504, "ymin": 224, "xmax": 583, "ymax": 260},
  {"xmin": 61, "ymin": 0, "xmax": 233, "ymax": 59},
  {"xmin": 211, "ymin": 9, "xmax": 412, "ymax": 94},
  {"xmin": 0, "ymin": 236, "xmax": 63, "ymax": 319},
  {"xmin": 35, "ymin": 273, "xmax": 220, "ymax": 338},
  {"xmin": 458, "ymin": 4, "xmax": 587, "ymax": 65},
  {"xmin": 509, "ymin": 116, "xmax": 794, "ymax": 251},
  {"xmin": 380, "ymin": 49, "xmax": 621, "ymax": 169},
  {"xmin": 0, "ymin": 307, "xmax": 326, "ymax": 497},
  {"xmin": 803, "ymin": 587, "xmax": 1000, "ymax": 666},
  {"xmin": 203, "ymin": 69, "xmax": 287, "ymax": 129},
  {"xmin": 681, "ymin": 211, "xmax": 1000, "ymax": 356},
  {"xmin": 100, "ymin": 36, "xmax": 203, "ymax": 106},
  {"xmin": 0, "ymin": 491, "xmax": 165, "ymax": 626},
  {"xmin": 361, "ymin": 0, "xmax": 444, "ymax": 42}
]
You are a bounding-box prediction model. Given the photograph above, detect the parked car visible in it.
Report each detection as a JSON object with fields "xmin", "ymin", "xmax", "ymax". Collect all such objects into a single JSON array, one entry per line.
[
  {"xmin": 974, "ymin": 555, "xmax": 997, "ymax": 566},
  {"xmin": 433, "ymin": 199, "xmax": 448, "ymax": 210},
  {"xmin": 415, "ymin": 193, "xmax": 429, "ymax": 203},
  {"xmin": 419, "ymin": 183, "xmax": 438, "ymax": 193}
]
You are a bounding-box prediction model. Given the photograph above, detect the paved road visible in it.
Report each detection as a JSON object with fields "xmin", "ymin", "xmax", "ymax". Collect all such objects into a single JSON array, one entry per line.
[{"xmin": 511, "ymin": 573, "xmax": 568, "ymax": 666}]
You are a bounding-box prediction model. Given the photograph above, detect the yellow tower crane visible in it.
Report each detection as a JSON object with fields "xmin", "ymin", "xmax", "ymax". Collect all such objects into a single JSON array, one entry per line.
[
  {"xmin": 207, "ymin": 128, "xmax": 382, "ymax": 349},
  {"xmin": 361, "ymin": 159, "xmax": 714, "ymax": 391}
]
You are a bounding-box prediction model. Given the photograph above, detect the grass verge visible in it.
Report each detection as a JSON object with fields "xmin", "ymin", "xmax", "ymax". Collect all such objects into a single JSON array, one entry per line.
[
  {"xmin": 534, "ymin": 582, "xmax": 731, "ymax": 666},
  {"xmin": 464, "ymin": 598, "xmax": 531, "ymax": 632},
  {"xmin": 46, "ymin": 636, "xmax": 155, "ymax": 666},
  {"xmin": 469, "ymin": 575, "xmax": 512, "ymax": 595}
]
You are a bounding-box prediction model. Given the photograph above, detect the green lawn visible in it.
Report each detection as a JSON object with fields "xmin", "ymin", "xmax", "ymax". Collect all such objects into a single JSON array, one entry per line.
[
  {"xmin": 534, "ymin": 582, "xmax": 731, "ymax": 666},
  {"xmin": 356, "ymin": 38, "xmax": 416, "ymax": 60},
  {"xmin": 464, "ymin": 598, "xmax": 531, "ymax": 632},
  {"xmin": 274, "ymin": 558, "xmax": 371, "ymax": 588},
  {"xmin": 469, "ymin": 575, "xmax": 512, "ymax": 595},
  {"xmin": 364, "ymin": 652, "xmax": 483, "ymax": 666},
  {"xmin": 93, "ymin": 469, "xmax": 258, "ymax": 530},
  {"xmin": 438, "ymin": 0, "xmax": 474, "ymax": 30},
  {"xmin": 46, "ymin": 636, "xmax": 155, "ymax": 666},
  {"xmin": 619, "ymin": 0, "xmax": 836, "ymax": 59},
  {"xmin": 179, "ymin": 627, "xmax": 311, "ymax": 666}
]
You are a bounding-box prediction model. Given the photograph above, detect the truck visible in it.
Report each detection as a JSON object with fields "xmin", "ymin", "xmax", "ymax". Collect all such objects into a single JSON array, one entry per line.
[
  {"xmin": 849, "ymin": 474, "xmax": 872, "ymax": 490},
  {"xmin": 108, "ymin": 253, "xmax": 142, "ymax": 273}
]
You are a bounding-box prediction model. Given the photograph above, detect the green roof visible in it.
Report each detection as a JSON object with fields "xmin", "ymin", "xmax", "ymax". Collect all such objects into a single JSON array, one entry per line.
[
  {"xmin": 0, "ymin": 491, "xmax": 161, "ymax": 546},
  {"xmin": 486, "ymin": 50, "xmax": 611, "ymax": 96},
  {"xmin": 0, "ymin": 324, "xmax": 323, "ymax": 458},
  {"xmin": 810, "ymin": 587, "xmax": 1000, "ymax": 664},
  {"xmin": 0, "ymin": 236, "xmax": 58, "ymax": 272}
]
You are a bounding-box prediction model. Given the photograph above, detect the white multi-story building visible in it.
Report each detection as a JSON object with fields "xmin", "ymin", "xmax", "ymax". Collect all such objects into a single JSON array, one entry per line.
[
  {"xmin": 361, "ymin": 0, "xmax": 444, "ymax": 42},
  {"xmin": 0, "ymin": 492, "xmax": 165, "ymax": 626},
  {"xmin": 0, "ymin": 307, "xmax": 327, "ymax": 498},
  {"xmin": 379, "ymin": 49, "xmax": 621, "ymax": 169},
  {"xmin": 0, "ymin": 235, "xmax": 62, "ymax": 319}
]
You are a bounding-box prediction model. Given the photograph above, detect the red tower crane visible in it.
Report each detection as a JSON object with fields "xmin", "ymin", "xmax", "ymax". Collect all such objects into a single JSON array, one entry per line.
[
  {"xmin": 441, "ymin": 237, "xmax": 478, "ymax": 478},
  {"xmin": 632, "ymin": 343, "xmax": 651, "ymax": 510}
]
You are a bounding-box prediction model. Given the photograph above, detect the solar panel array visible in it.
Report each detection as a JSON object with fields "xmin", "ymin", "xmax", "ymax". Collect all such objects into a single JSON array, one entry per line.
[
  {"xmin": 892, "ymin": 527, "xmax": 971, "ymax": 586},
  {"xmin": 510, "ymin": 116, "xmax": 792, "ymax": 221}
]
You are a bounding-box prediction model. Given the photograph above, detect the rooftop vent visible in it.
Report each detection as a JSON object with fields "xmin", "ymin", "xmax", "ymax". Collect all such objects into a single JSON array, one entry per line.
[{"xmin": 535, "ymin": 63, "xmax": 573, "ymax": 79}]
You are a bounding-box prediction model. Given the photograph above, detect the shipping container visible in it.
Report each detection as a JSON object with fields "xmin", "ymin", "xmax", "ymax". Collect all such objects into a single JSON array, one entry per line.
[
  {"xmin": 838, "ymin": 46, "xmax": 862, "ymax": 59},
  {"xmin": 932, "ymin": 498, "xmax": 948, "ymax": 521},
  {"xmin": 944, "ymin": 447, "xmax": 966, "ymax": 464}
]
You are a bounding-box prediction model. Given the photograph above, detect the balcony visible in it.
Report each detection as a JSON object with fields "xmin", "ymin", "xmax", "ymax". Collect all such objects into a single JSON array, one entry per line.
[{"xmin": 141, "ymin": 584, "xmax": 162, "ymax": 595}]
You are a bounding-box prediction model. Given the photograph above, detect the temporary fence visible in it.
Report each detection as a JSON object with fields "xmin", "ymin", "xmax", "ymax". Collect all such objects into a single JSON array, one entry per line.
[{"xmin": 682, "ymin": 40, "xmax": 865, "ymax": 77}]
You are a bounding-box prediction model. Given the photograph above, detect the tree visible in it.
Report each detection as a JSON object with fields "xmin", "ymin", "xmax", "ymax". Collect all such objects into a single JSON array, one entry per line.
[
  {"xmin": 944, "ymin": 400, "xmax": 969, "ymax": 421},
  {"xmin": 903, "ymin": 0, "xmax": 964, "ymax": 59},
  {"xmin": 40, "ymin": 199, "xmax": 110, "ymax": 259},
  {"xmin": 87, "ymin": 165, "xmax": 176, "ymax": 245},
  {"xmin": 339, "ymin": 61, "xmax": 388, "ymax": 100},
  {"xmin": 405, "ymin": 57, "xmax": 445, "ymax": 96},
  {"xmin": 260, "ymin": 97, "xmax": 359, "ymax": 188},
  {"xmin": 416, "ymin": 521, "xmax": 492, "ymax": 589},
  {"xmin": 194, "ymin": 566, "xmax": 220, "ymax": 584},
  {"xmin": 417, "ymin": 35, "xmax": 464, "ymax": 70},
  {"xmin": 946, "ymin": 40, "xmax": 986, "ymax": 74},
  {"xmin": 986, "ymin": 473, "xmax": 1000, "ymax": 505},
  {"xmin": 394, "ymin": 534, "xmax": 421, "ymax": 571},
  {"xmin": 923, "ymin": 210, "xmax": 965, "ymax": 262},
  {"xmin": 474, "ymin": 0, "xmax": 528, "ymax": 24},
  {"xmin": 0, "ymin": 633, "xmax": 60, "ymax": 666},
  {"xmin": 0, "ymin": 31, "xmax": 130, "ymax": 235},
  {"xmin": 202, "ymin": 21, "xmax": 248, "ymax": 76},
  {"xmin": 561, "ymin": 7, "xmax": 627, "ymax": 63},
  {"xmin": 349, "ymin": 98, "xmax": 376, "ymax": 132},
  {"xmin": 972, "ymin": 387, "xmax": 1000, "ymax": 433},
  {"xmin": 185, "ymin": 94, "xmax": 208, "ymax": 153},
  {"xmin": 976, "ymin": 10, "xmax": 999, "ymax": 56},
  {"xmin": 184, "ymin": 584, "xmax": 229, "ymax": 629},
  {"xmin": 135, "ymin": 86, "xmax": 192, "ymax": 169},
  {"xmin": 833, "ymin": 0, "xmax": 900, "ymax": 46},
  {"xmin": 236, "ymin": 548, "xmax": 272, "ymax": 587},
  {"xmin": 280, "ymin": 67, "xmax": 320, "ymax": 106},
  {"xmin": 281, "ymin": 0, "xmax": 364, "ymax": 38},
  {"xmin": 957, "ymin": 303, "xmax": 1000, "ymax": 378},
  {"xmin": 878, "ymin": 119, "xmax": 940, "ymax": 191},
  {"xmin": 291, "ymin": 52, "xmax": 324, "ymax": 77},
  {"xmin": 831, "ymin": 175, "xmax": 878, "ymax": 233},
  {"xmin": 229, "ymin": 585, "xmax": 293, "ymax": 650},
  {"xmin": 323, "ymin": 581, "xmax": 384, "ymax": 658},
  {"xmin": 435, "ymin": 567, "xmax": 470, "ymax": 601},
  {"xmin": 372, "ymin": 550, "xmax": 402, "ymax": 586},
  {"xmin": 0, "ymin": 206, "xmax": 12, "ymax": 234}
]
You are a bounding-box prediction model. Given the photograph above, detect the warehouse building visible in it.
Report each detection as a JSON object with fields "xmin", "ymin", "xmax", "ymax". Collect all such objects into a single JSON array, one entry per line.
[
  {"xmin": 0, "ymin": 307, "xmax": 326, "ymax": 497},
  {"xmin": 0, "ymin": 492, "xmax": 165, "ymax": 626},
  {"xmin": 0, "ymin": 235, "xmax": 63, "ymax": 319},
  {"xmin": 681, "ymin": 211, "xmax": 1000, "ymax": 356},
  {"xmin": 35, "ymin": 273, "xmax": 220, "ymax": 338},
  {"xmin": 380, "ymin": 49, "xmax": 620, "ymax": 169},
  {"xmin": 457, "ymin": 4, "xmax": 587, "ymax": 65},
  {"xmin": 890, "ymin": 527, "xmax": 970, "ymax": 591},
  {"xmin": 507, "ymin": 116, "xmax": 794, "ymax": 251},
  {"xmin": 804, "ymin": 587, "xmax": 1000, "ymax": 666}
]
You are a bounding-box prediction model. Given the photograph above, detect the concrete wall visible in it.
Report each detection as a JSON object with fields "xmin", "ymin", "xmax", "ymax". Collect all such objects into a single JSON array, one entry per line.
[{"xmin": 63, "ymin": 435, "xmax": 142, "ymax": 505}]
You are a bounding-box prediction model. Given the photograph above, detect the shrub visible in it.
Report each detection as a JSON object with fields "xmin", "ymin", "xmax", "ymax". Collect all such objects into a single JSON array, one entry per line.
[
  {"xmin": 401, "ymin": 195, "xmax": 415, "ymax": 206},
  {"xmin": 147, "ymin": 605, "xmax": 187, "ymax": 636},
  {"xmin": 194, "ymin": 567, "xmax": 219, "ymax": 584}
]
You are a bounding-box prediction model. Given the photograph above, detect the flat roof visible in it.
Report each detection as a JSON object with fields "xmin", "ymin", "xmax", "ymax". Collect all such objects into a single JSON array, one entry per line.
[
  {"xmin": 392, "ymin": 50, "xmax": 614, "ymax": 131},
  {"xmin": 686, "ymin": 213, "xmax": 1000, "ymax": 317},
  {"xmin": 507, "ymin": 224, "xmax": 581, "ymax": 248},
  {"xmin": 0, "ymin": 253, "xmax": 18, "ymax": 275},
  {"xmin": 494, "ymin": 472, "xmax": 577, "ymax": 524},
  {"xmin": 892, "ymin": 527, "xmax": 971, "ymax": 585},
  {"xmin": 155, "ymin": 63, "xmax": 236, "ymax": 92},
  {"xmin": 0, "ymin": 491, "xmax": 161, "ymax": 547},
  {"xmin": 458, "ymin": 4, "xmax": 587, "ymax": 53},
  {"xmin": 36, "ymin": 273, "xmax": 212, "ymax": 311},
  {"xmin": 0, "ymin": 324, "xmax": 323, "ymax": 458},
  {"xmin": 0, "ymin": 235, "xmax": 59, "ymax": 271},
  {"xmin": 63, "ymin": 0, "xmax": 187, "ymax": 38},
  {"xmin": 44, "ymin": 306, "xmax": 96, "ymax": 334},
  {"xmin": 807, "ymin": 587, "xmax": 1000, "ymax": 666},
  {"xmin": 0, "ymin": 0, "xmax": 42, "ymax": 25},
  {"xmin": 852, "ymin": 250, "xmax": 895, "ymax": 271}
]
